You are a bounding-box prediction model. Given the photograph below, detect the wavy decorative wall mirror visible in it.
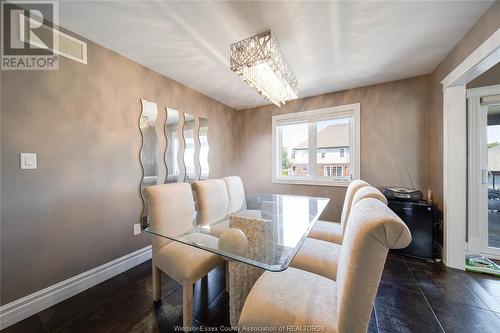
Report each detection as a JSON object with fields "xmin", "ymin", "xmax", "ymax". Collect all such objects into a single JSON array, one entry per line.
[
  {"xmin": 183, "ymin": 113, "xmax": 196, "ymax": 182},
  {"xmin": 139, "ymin": 103, "xmax": 211, "ymax": 222},
  {"xmin": 139, "ymin": 99, "xmax": 160, "ymax": 224},
  {"xmin": 199, "ymin": 118, "xmax": 209, "ymax": 179},
  {"xmin": 164, "ymin": 108, "xmax": 181, "ymax": 183}
]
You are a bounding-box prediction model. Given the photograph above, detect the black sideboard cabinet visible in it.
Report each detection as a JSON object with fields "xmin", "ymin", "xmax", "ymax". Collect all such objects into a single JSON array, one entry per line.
[{"xmin": 388, "ymin": 200, "xmax": 434, "ymax": 260}]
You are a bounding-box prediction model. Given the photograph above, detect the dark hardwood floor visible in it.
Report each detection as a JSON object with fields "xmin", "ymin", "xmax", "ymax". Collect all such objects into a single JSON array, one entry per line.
[{"xmin": 3, "ymin": 253, "xmax": 500, "ymax": 333}]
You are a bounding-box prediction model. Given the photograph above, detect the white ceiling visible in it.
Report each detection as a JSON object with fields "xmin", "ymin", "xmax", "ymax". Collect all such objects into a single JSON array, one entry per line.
[{"xmin": 57, "ymin": 0, "xmax": 493, "ymax": 110}]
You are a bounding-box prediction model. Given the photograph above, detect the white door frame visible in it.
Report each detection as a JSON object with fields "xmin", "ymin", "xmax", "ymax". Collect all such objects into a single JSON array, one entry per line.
[
  {"xmin": 442, "ymin": 28, "xmax": 500, "ymax": 269},
  {"xmin": 467, "ymin": 84, "xmax": 500, "ymax": 259}
]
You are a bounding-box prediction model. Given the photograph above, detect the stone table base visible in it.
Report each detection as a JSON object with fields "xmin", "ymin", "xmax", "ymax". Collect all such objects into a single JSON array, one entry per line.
[{"xmin": 228, "ymin": 261, "xmax": 263, "ymax": 327}]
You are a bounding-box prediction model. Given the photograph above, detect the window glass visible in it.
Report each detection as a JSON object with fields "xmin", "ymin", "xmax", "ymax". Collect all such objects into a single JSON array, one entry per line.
[
  {"xmin": 279, "ymin": 123, "xmax": 309, "ymax": 177},
  {"xmin": 315, "ymin": 118, "xmax": 350, "ymax": 180},
  {"xmin": 273, "ymin": 104, "xmax": 359, "ymax": 186}
]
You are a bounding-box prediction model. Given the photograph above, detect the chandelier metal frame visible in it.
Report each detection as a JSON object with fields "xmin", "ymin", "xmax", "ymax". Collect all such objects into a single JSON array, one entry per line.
[{"xmin": 230, "ymin": 30, "xmax": 298, "ymax": 107}]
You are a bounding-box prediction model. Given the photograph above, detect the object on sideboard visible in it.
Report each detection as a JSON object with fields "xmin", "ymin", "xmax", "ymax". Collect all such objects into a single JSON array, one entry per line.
[
  {"xmin": 389, "ymin": 200, "xmax": 435, "ymax": 260},
  {"xmin": 139, "ymin": 99, "xmax": 160, "ymax": 226},
  {"xmin": 382, "ymin": 187, "xmax": 423, "ymax": 202}
]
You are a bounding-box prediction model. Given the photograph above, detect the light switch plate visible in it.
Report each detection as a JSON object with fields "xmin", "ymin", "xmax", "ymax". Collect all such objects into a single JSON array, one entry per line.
[
  {"xmin": 20, "ymin": 153, "xmax": 37, "ymax": 169},
  {"xmin": 133, "ymin": 223, "xmax": 142, "ymax": 235}
]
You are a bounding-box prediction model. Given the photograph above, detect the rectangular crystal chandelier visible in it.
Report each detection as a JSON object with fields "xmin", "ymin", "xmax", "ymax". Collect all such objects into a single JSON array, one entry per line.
[{"xmin": 230, "ymin": 30, "xmax": 298, "ymax": 107}]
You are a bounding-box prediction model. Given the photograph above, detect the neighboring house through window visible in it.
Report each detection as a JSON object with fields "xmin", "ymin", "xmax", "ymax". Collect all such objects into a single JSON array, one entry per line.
[{"xmin": 272, "ymin": 104, "xmax": 360, "ymax": 186}]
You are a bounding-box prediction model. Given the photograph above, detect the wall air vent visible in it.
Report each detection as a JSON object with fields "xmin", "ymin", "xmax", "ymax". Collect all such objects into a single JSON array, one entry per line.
[{"xmin": 19, "ymin": 13, "xmax": 87, "ymax": 64}]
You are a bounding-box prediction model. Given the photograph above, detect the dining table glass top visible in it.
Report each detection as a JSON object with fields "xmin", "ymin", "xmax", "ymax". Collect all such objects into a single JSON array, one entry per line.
[{"xmin": 145, "ymin": 193, "xmax": 329, "ymax": 271}]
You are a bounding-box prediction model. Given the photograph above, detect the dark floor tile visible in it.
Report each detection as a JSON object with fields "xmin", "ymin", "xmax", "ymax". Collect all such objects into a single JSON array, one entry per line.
[
  {"xmin": 367, "ymin": 324, "xmax": 378, "ymax": 333},
  {"xmin": 471, "ymin": 273, "xmax": 500, "ymax": 298},
  {"xmin": 369, "ymin": 306, "xmax": 377, "ymax": 327},
  {"xmin": 193, "ymin": 265, "xmax": 226, "ymax": 318},
  {"xmin": 387, "ymin": 251, "xmax": 406, "ymax": 261},
  {"xmin": 407, "ymin": 260, "xmax": 488, "ymax": 310},
  {"xmin": 38, "ymin": 274, "xmax": 135, "ymax": 331},
  {"xmin": 432, "ymin": 301, "xmax": 500, "ymax": 333},
  {"xmin": 377, "ymin": 328, "xmax": 400, "ymax": 333},
  {"xmin": 52, "ymin": 280, "xmax": 154, "ymax": 333},
  {"xmin": 375, "ymin": 284, "xmax": 443, "ymax": 333},
  {"xmin": 379, "ymin": 258, "xmax": 419, "ymax": 291},
  {"xmin": 141, "ymin": 272, "xmax": 182, "ymax": 300},
  {"xmin": 402, "ymin": 255, "xmax": 438, "ymax": 265},
  {"xmin": 0, "ymin": 315, "xmax": 47, "ymax": 333},
  {"xmin": 129, "ymin": 285, "xmax": 211, "ymax": 333},
  {"xmin": 123, "ymin": 259, "xmax": 155, "ymax": 282},
  {"xmin": 128, "ymin": 295, "xmax": 195, "ymax": 333},
  {"xmin": 161, "ymin": 285, "xmax": 183, "ymax": 309},
  {"xmin": 463, "ymin": 273, "xmax": 500, "ymax": 312},
  {"xmin": 196, "ymin": 290, "xmax": 232, "ymax": 328}
]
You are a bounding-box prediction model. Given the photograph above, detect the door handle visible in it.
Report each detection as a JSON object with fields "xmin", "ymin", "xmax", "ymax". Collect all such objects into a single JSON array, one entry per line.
[{"xmin": 482, "ymin": 169, "xmax": 490, "ymax": 184}]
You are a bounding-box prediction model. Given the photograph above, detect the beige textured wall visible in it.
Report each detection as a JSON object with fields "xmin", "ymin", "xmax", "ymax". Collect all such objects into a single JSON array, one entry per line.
[
  {"xmin": 234, "ymin": 76, "xmax": 430, "ymax": 221},
  {"xmin": 429, "ymin": 1, "xmax": 500, "ymax": 212},
  {"xmin": 0, "ymin": 37, "xmax": 236, "ymax": 304}
]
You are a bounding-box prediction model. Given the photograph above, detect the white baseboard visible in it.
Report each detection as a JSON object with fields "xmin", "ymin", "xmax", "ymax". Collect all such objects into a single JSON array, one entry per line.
[{"xmin": 0, "ymin": 245, "xmax": 152, "ymax": 330}]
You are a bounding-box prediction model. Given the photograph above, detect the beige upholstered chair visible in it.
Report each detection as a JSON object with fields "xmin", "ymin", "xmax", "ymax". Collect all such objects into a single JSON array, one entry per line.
[
  {"xmin": 222, "ymin": 176, "xmax": 247, "ymax": 213},
  {"xmin": 145, "ymin": 183, "xmax": 224, "ymax": 328},
  {"xmin": 193, "ymin": 177, "xmax": 243, "ymax": 290},
  {"xmin": 308, "ymin": 179, "xmax": 369, "ymax": 244},
  {"xmin": 291, "ymin": 186, "xmax": 388, "ymax": 280},
  {"xmin": 239, "ymin": 198, "xmax": 411, "ymax": 333},
  {"xmin": 192, "ymin": 179, "xmax": 230, "ymax": 223}
]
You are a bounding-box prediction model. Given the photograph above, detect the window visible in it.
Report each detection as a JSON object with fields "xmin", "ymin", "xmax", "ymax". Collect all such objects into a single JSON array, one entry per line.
[
  {"xmin": 272, "ymin": 104, "xmax": 360, "ymax": 186},
  {"xmin": 323, "ymin": 166, "xmax": 343, "ymax": 177},
  {"xmin": 333, "ymin": 166, "xmax": 343, "ymax": 177},
  {"xmin": 324, "ymin": 166, "xmax": 331, "ymax": 177}
]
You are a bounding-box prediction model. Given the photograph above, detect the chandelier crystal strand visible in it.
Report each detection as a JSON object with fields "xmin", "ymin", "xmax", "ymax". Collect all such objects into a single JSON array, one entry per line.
[{"xmin": 230, "ymin": 30, "xmax": 298, "ymax": 107}]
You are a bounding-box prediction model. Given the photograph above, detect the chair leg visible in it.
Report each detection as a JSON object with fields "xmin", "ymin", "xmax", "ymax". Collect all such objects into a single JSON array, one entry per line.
[
  {"xmin": 152, "ymin": 265, "xmax": 162, "ymax": 302},
  {"xmin": 182, "ymin": 282, "xmax": 193, "ymax": 329}
]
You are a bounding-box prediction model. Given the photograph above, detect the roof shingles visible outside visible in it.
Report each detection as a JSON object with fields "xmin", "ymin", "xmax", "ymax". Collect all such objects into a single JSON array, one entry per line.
[{"xmin": 294, "ymin": 123, "xmax": 349, "ymax": 149}]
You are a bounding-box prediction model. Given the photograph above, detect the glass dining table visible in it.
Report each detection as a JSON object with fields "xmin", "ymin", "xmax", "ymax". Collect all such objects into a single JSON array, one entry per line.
[{"xmin": 145, "ymin": 192, "xmax": 329, "ymax": 326}]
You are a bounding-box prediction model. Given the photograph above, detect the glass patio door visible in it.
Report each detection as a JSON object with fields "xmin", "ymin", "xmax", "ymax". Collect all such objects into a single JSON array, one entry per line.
[{"xmin": 468, "ymin": 90, "xmax": 500, "ymax": 259}]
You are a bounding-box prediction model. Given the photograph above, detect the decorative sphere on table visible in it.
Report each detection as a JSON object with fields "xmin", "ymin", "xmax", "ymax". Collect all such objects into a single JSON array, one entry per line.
[{"xmin": 219, "ymin": 228, "xmax": 249, "ymax": 256}]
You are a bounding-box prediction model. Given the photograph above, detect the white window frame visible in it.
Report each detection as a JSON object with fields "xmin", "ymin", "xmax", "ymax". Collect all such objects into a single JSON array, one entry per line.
[{"xmin": 272, "ymin": 103, "xmax": 361, "ymax": 187}]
